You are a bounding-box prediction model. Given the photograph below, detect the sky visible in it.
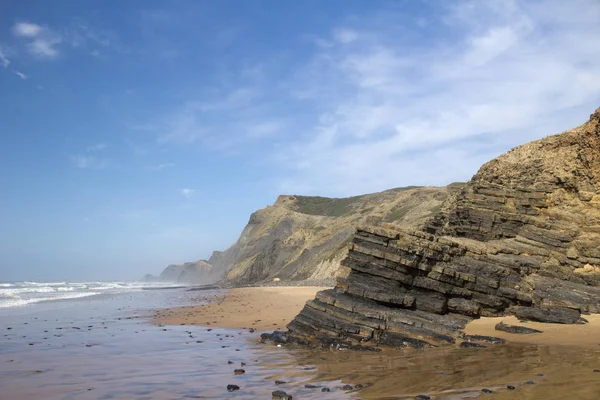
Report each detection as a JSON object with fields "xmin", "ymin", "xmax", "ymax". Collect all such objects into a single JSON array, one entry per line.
[{"xmin": 0, "ymin": 0, "xmax": 599, "ymax": 281}]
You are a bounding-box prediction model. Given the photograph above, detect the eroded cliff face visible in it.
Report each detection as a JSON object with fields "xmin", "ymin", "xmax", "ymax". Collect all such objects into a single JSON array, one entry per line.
[
  {"xmin": 280, "ymin": 108, "xmax": 600, "ymax": 349},
  {"xmin": 213, "ymin": 185, "xmax": 463, "ymax": 284}
]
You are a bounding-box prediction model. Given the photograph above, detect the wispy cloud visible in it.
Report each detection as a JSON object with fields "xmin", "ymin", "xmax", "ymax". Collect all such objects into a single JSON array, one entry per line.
[
  {"xmin": 71, "ymin": 155, "xmax": 110, "ymax": 169},
  {"xmin": 149, "ymin": 163, "xmax": 175, "ymax": 170},
  {"xmin": 12, "ymin": 70, "xmax": 27, "ymax": 80},
  {"xmin": 181, "ymin": 188, "xmax": 195, "ymax": 198},
  {"xmin": 274, "ymin": 0, "xmax": 600, "ymax": 195},
  {"xmin": 86, "ymin": 143, "xmax": 107, "ymax": 152},
  {"xmin": 0, "ymin": 47, "xmax": 9, "ymax": 68},
  {"xmin": 12, "ymin": 22, "xmax": 62, "ymax": 59}
]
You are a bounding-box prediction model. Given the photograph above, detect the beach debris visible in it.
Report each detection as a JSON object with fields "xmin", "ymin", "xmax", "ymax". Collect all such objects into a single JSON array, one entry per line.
[
  {"xmin": 226, "ymin": 384, "xmax": 240, "ymax": 392},
  {"xmin": 271, "ymin": 390, "xmax": 292, "ymax": 399},
  {"xmin": 495, "ymin": 322, "xmax": 543, "ymax": 334}
]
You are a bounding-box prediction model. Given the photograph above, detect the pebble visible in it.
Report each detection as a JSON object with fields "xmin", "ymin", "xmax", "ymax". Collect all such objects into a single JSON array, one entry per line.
[
  {"xmin": 234, "ymin": 369, "xmax": 245, "ymax": 375},
  {"xmin": 354, "ymin": 384, "xmax": 364, "ymax": 389},
  {"xmin": 321, "ymin": 387, "xmax": 330, "ymax": 392},
  {"xmin": 227, "ymin": 384, "xmax": 240, "ymax": 392},
  {"xmin": 594, "ymin": 369, "xmax": 600, "ymax": 373},
  {"xmin": 536, "ymin": 373, "xmax": 544, "ymax": 377},
  {"xmin": 272, "ymin": 390, "xmax": 292, "ymax": 400},
  {"xmin": 415, "ymin": 395, "xmax": 431, "ymax": 400},
  {"xmin": 481, "ymin": 388, "xmax": 493, "ymax": 393},
  {"xmin": 507, "ymin": 385, "xmax": 516, "ymax": 390},
  {"xmin": 275, "ymin": 380, "xmax": 287, "ymax": 385},
  {"xmin": 304, "ymin": 384, "xmax": 318, "ymax": 389},
  {"xmin": 525, "ymin": 380, "xmax": 534, "ymax": 384}
]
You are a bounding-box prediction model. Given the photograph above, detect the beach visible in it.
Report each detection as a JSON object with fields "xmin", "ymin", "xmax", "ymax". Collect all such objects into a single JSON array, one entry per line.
[{"xmin": 3, "ymin": 285, "xmax": 600, "ymax": 399}]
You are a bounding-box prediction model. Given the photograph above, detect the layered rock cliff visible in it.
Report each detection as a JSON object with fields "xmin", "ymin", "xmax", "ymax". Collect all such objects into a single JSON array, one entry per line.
[
  {"xmin": 209, "ymin": 185, "xmax": 464, "ymax": 284},
  {"xmin": 277, "ymin": 107, "xmax": 600, "ymax": 349}
]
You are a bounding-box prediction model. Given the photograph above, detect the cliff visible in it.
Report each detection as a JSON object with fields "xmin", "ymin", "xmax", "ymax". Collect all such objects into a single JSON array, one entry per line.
[
  {"xmin": 208, "ymin": 185, "xmax": 464, "ymax": 284},
  {"xmin": 272, "ymin": 107, "xmax": 600, "ymax": 349},
  {"xmin": 159, "ymin": 260, "xmax": 222, "ymax": 284}
]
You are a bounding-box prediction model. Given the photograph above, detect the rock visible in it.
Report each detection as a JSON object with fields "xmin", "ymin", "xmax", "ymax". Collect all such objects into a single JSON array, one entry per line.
[
  {"xmin": 460, "ymin": 342, "xmax": 487, "ymax": 349},
  {"xmin": 276, "ymin": 108, "xmax": 600, "ymax": 349},
  {"xmin": 507, "ymin": 385, "xmax": 516, "ymax": 390},
  {"xmin": 482, "ymin": 388, "xmax": 493, "ymax": 393},
  {"xmin": 275, "ymin": 380, "xmax": 287, "ymax": 385},
  {"xmin": 304, "ymin": 384, "xmax": 319, "ymax": 389},
  {"xmin": 226, "ymin": 384, "xmax": 240, "ymax": 392},
  {"xmin": 525, "ymin": 381, "xmax": 534, "ymax": 384},
  {"xmin": 415, "ymin": 395, "xmax": 431, "ymax": 400},
  {"xmin": 495, "ymin": 322, "xmax": 543, "ymax": 334},
  {"xmin": 342, "ymin": 384, "xmax": 353, "ymax": 390},
  {"xmin": 234, "ymin": 369, "xmax": 245, "ymax": 375},
  {"xmin": 354, "ymin": 384, "xmax": 364, "ymax": 389},
  {"xmin": 321, "ymin": 387, "xmax": 330, "ymax": 392},
  {"xmin": 272, "ymin": 390, "xmax": 292, "ymax": 400}
]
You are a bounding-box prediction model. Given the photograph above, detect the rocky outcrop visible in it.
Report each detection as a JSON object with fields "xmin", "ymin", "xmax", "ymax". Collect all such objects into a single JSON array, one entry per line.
[
  {"xmin": 159, "ymin": 260, "xmax": 223, "ymax": 284},
  {"xmin": 280, "ymin": 108, "xmax": 600, "ymax": 349},
  {"xmin": 212, "ymin": 185, "xmax": 463, "ymax": 284}
]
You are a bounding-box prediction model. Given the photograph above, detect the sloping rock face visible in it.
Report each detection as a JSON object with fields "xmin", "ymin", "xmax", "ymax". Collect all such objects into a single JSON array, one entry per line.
[
  {"xmin": 212, "ymin": 185, "xmax": 463, "ymax": 284},
  {"xmin": 284, "ymin": 108, "xmax": 600, "ymax": 349}
]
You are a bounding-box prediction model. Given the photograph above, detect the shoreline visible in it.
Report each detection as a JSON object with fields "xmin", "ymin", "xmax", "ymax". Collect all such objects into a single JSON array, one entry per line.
[{"xmin": 154, "ymin": 286, "xmax": 600, "ymax": 348}]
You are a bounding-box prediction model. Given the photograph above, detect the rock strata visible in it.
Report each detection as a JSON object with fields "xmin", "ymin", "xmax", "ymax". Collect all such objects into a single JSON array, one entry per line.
[{"xmin": 282, "ymin": 108, "xmax": 600, "ymax": 349}]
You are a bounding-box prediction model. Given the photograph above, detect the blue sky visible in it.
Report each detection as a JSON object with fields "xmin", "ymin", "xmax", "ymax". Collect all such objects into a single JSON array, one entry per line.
[{"xmin": 1, "ymin": 0, "xmax": 599, "ymax": 281}]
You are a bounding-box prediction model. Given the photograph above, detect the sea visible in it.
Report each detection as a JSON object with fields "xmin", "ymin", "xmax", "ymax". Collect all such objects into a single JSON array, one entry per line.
[{"xmin": 1, "ymin": 282, "xmax": 600, "ymax": 399}]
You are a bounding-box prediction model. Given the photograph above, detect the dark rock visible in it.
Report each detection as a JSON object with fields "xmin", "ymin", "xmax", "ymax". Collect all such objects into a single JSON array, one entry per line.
[
  {"xmin": 536, "ymin": 373, "xmax": 544, "ymax": 376},
  {"xmin": 261, "ymin": 331, "xmax": 288, "ymax": 344},
  {"xmin": 507, "ymin": 385, "xmax": 516, "ymax": 390},
  {"xmin": 513, "ymin": 306, "xmax": 583, "ymax": 324},
  {"xmin": 462, "ymin": 334, "xmax": 505, "ymax": 344},
  {"xmin": 304, "ymin": 384, "xmax": 319, "ymax": 389},
  {"xmin": 321, "ymin": 387, "xmax": 330, "ymax": 392},
  {"xmin": 354, "ymin": 384, "xmax": 364, "ymax": 389},
  {"xmin": 271, "ymin": 390, "xmax": 292, "ymax": 400},
  {"xmin": 226, "ymin": 384, "xmax": 240, "ymax": 392},
  {"xmin": 275, "ymin": 380, "xmax": 287, "ymax": 385},
  {"xmin": 482, "ymin": 388, "xmax": 493, "ymax": 393},
  {"xmin": 525, "ymin": 381, "xmax": 534, "ymax": 384},
  {"xmin": 415, "ymin": 396, "xmax": 431, "ymax": 400},
  {"xmin": 460, "ymin": 342, "xmax": 487, "ymax": 348},
  {"xmin": 342, "ymin": 384, "xmax": 353, "ymax": 390},
  {"xmin": 594, "ymin": 369, "xmax": 600, "ymax": 373},
  {"xmin": 234, "ymin": 369, "xmax": 245, "ymax": 375},
  {"xmin": 495, "ymin": 322, "xmax": 543, "ymax": 334}
]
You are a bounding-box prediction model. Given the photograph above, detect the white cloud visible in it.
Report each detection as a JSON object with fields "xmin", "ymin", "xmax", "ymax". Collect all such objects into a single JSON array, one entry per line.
[
  {"xmin": 181, "ymin": 188, "xmax": 195, "ymax": 198},
  {"xmin": 86, "ymin": 143, "xmax": 107, "ymax": 152},
  {"xmin": 12, "ymin": 22, "xmax": 42, "ymax": 37},
  {"xmin": 274, "ymin": 0, "xmax": 600, "ymax": 196},
  {"xmin": 12, "ymin": 70, "xmax": 27, "ymax": 80},
  {"xmin": 0, "ymin": 48, "xmax": 9, "ymax": 68},
  {"xmin": 12, "ymin": 21, "xmax": 62, "ymax": 58},
  {"xmin": 71, "ymin": 155, "xmax": 110, "ymax": 169},
  {"xmin": 150, "ymin": 163, "xmax": 175, "ymax": 170},
  {"xmin": 333, "ymin": 29, "xmax": 359, "ymax": 44}
]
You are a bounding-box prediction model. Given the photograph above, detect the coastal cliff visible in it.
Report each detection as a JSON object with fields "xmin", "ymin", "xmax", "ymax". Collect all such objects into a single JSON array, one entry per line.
[
  {"xmin": 276, "ymin": 107, "xmax": 600, "ymax": 349},
  {"xmin": 207, "ymin": 185, "xmax": 464, "ymax": 284},
  {"xmin": 158, "ymin": 260, "xmax": 222, "ymax": 284}
]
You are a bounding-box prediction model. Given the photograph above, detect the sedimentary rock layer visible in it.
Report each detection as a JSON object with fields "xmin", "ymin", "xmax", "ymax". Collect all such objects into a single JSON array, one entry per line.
[{"xmin": 282, "ymin": 108, "xmax": 600, "ymax": 348}]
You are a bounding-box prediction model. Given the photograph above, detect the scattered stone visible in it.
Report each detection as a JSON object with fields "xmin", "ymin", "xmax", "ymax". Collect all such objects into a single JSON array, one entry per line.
[
  {"xmin": 275, "ymin": 380, "xmax": 287, "ymax": 385},
  {"xmin": 594, "ymin": 369, "xmax": 600, "ymax": 373},
  {"xmin": 342, "ymin": 384, "xmax": 353, "ymax": 390},
  {"xmin": 227, "ymin": 384, "xmax": 240, "ymax": 392},
  {"xmin": 536, "ymin": 373, "xmax": 544, "ymax": 377},
  {"xmin": 234, "ymin": 369, "xmax": 245, "ymax": 375},
  {"xmin": 271, "ymin": 390, "xmax": 292, "ymax": 399},
  {"xmin": 481, "ymin": 388, "xmax": 493, "ymax": 393},
  {"xmin": 321, "ymin": 387, "xmax": 330, "ymax": 392},
  {"xmin": 227, "ymin": 361, "xmax": 234, "ymax": 365},
  {"xmin": 495, "ymin": 322, "xmax": 543, "ymax": 334},
  {"xmin": 460, "ymin": 342, "xmax": 487, "ymax": 349},
  {"xmin": 507, "ymin": 385, "xmax": 516, "ymax": 390},
  {"xmin": 354, "ymin": 384, "xmax": 364, "ymax": 389},
  {"xmin": 415, "ymin": 395, "xmax": 431, "ymax": 400},
  {"xmin": 525, "ymin": 381, "xmax": 534, "ymax": 384},
  {"xmin": 304, "ymin": 384, "xmax": 319, "ymax": 389}
]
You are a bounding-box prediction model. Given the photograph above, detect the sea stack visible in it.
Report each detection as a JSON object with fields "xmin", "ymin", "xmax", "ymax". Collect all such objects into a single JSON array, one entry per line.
[{"xmin": 278, "ymin": 107, "xmax": 600, "ymax": 348}]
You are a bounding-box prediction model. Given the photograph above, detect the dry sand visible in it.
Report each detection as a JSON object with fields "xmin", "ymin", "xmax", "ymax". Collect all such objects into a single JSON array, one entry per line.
[
  {"xmin": 153, "ymin": 286, "xmax": 322, "ymax": 330},
  {"xmin": 464, "ymin": 314, "xmax": 600, "ymax": 347},
  {"xmin": 155, "ymin": 286, "xmax": 600, "ymax": 348}
]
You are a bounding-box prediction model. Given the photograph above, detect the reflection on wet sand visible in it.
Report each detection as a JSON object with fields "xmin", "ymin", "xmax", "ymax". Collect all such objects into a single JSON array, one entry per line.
[{"xmin": 268, "ymin": 343, "xmax": 600, "ymax": 399}]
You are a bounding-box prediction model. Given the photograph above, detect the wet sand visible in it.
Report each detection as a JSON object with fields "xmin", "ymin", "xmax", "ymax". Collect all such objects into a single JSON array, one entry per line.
[{"xmin": 152, "ymin": 286, "xmax": 322, "ymax": 330}]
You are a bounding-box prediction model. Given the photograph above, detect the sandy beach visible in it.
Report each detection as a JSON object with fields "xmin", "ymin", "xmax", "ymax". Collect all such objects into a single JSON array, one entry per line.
[{"xmin": 153, "ymin": 286, "xmax": 322, "ymax": 330}]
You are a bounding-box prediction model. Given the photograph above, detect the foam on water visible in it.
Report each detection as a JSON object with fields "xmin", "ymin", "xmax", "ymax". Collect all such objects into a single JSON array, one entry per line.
[{"xmin": 0, "ymin": 281, "xmax": 176, "ymax": 309}]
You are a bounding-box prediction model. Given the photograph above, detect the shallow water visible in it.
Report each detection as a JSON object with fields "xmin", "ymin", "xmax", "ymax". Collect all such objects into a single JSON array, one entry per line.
[{"xmin": 2, "ymin": 289, "xmax": 600, "ymax": 399}]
